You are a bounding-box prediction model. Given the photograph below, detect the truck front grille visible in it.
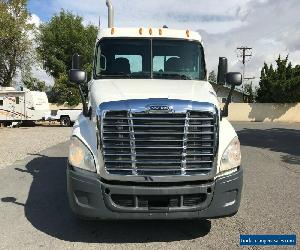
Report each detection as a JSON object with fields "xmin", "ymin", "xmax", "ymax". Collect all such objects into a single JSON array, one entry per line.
[{"xmin": 101, "ymin": 110, "xmax": 217, "ymax": 176}]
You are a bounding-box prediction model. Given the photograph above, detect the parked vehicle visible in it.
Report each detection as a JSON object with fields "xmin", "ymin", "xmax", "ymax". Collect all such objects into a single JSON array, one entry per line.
[
  {"xmin": 66, "ymin": 0, "xmax": 243, "ymax": 220},
  {"xmin": 45, "ymin": 109, "xmax": 82, "ymax": 127},
  {"xmin": 0, "ymin": 87, "xmax": 50, "ymax": 126}
]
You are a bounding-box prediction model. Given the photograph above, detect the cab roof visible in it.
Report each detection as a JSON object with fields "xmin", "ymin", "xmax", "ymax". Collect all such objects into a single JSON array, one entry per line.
[{"xmin": 97, "ymin": 27, "xmax": 202, "ymax": 43}]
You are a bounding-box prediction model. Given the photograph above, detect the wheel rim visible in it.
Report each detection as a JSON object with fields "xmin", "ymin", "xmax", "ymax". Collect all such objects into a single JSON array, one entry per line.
[{"xmin": 62, "ymin": 118, "xmax": 69, "ymax": 126}]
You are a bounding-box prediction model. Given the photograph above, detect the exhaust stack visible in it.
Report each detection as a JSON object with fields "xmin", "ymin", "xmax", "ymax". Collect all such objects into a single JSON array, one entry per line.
[{"xmin": 106, "ymin": 0, "xmax": 114, "ymax": 28}]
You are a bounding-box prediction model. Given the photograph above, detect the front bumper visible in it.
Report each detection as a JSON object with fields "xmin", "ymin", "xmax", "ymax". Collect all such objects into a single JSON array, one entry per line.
[{"xmin": 67, "ymin": 167, "xmax": 243, "ymax": 220}]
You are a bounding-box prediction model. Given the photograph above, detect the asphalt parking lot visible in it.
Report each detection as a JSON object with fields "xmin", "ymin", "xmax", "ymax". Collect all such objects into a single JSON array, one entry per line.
[{"xmin": 0, "ymin": 122, "xmax": 299, "ymax": 250}]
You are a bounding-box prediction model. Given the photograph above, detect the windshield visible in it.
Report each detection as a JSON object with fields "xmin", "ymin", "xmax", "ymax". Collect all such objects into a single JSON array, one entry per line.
[{"xmin": 94, "ymin": 38, "xmax": 206, "ymax": 80}]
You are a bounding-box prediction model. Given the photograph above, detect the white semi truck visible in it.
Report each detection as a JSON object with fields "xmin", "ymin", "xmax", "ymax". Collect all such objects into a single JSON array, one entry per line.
[{"xmin": 66, "ymin": 0, "xmax": 243, "ymax": 220}]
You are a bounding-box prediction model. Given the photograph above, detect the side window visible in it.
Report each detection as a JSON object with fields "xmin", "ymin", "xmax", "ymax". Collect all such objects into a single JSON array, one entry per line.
[
  {"xmin": 0, "ymin": 99, "xmax": 3, "ymax": 106},
  {"xmin": 95, "ymin": 46, "xmax": 101, "ymax": 75},
  {"xmin": 16, "ymin": 97, "xmax": 19, "ymax": 104},
  {"xmin": 115, "ymin": 55, "xmax": 142, "ymax": 73}
]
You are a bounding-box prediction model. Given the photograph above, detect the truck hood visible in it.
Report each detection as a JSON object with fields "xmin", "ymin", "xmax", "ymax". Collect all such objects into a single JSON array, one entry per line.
[{"xmin": 90, "ymin": 79, "xmax": 219, "ymax": 107}]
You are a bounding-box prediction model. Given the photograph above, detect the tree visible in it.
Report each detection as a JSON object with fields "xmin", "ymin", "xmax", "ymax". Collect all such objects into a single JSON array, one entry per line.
[
  {"xmin": 37, "ymin": 10, "xmax": 98, "ymax": 105},
  {"xmin": 47, "ymin": 74, "xmax": 81, "ymax": 106},
  {"xmin": 208, "ymin": 70, "xmax": 217, "ymax": 85},
  {"xmin": 23, "ymin": 76, "xmax": 47, "ymax": 92},
  {"xmin": 242, "ymin": 82, "xmax": 256, "ymax": 103},
  {"xmin": 256, "ymin": 55, "xmax": 300, "ymax": 103},
  {"xmin": 0, "ymin": 0, "xmax": 33, "ymax": 87}
]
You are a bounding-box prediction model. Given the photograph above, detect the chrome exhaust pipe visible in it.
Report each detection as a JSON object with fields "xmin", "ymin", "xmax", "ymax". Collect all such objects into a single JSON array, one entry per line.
[{"xmin": 106, "ymin": 0, "xmax": 114, "ymax": 28}]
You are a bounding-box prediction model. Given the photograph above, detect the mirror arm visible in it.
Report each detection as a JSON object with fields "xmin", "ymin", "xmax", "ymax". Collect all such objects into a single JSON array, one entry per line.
[
  {"xmin": 77, "ymin": 85, "xmax": 89, "ymax": 117},
  {"xmin": 221, "ymin": 85, "xmax": 235, "ymax": 119}
]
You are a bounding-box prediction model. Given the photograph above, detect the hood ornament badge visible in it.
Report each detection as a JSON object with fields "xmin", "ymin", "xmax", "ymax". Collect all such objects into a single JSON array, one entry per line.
[{"xmin": 146, "ymin": 104, "xmax": 173, "ymax": 113}]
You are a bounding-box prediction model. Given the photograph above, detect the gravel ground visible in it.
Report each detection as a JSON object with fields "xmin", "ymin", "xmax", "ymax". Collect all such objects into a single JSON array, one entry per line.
[{"xmin": 0, "ymin": 126, "xmax": 72, "ymax": 169}]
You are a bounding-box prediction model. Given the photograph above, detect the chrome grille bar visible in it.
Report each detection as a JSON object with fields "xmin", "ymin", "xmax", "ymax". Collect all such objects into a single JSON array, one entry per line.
[
  {"xmin": 103, "ymin": 124, "xmax": 214, "ymax": 128},
  {"xmin": 128, "ymin": 111, "xmax": 137, "ymax": 175},
  {"xmin": 181, "ymin": 111, "xmax": 189, "ymax": 175},
  {"xmin": 103, "ymin": 131, "xmax": 214, "ymax": 134},
  {"xmin": 104, "ymin": 117, "xmax": 214, "ymax": 121}
]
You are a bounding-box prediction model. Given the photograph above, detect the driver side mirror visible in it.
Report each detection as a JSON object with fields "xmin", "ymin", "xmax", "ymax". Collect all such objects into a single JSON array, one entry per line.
[
  {"xmin": 69, "ymin": 69, "xmax": 87, "ymax": 85},
  {"xmin": 217, "ymin": 57, "xmax": 243, "ymax": 118},
  {"xmin": 221, "ymin": 72, "xmax": 243, "ymax": 118},
  {"xmin": 69, "ymin": 54, "xmax": 87, "ymax": 85},
  {"xmin": 69, "ymin": 53, "xmax": 89, "ymax": 117}
]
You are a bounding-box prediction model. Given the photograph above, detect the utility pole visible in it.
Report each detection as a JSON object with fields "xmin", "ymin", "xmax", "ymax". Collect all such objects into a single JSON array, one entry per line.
[
  {"xmin": 237, "ymin": 47, "xmax": 253, "ymax": 84},
  {"xmin": 237, "ymin": 47, "xmax": 252, "ymax": 65}
]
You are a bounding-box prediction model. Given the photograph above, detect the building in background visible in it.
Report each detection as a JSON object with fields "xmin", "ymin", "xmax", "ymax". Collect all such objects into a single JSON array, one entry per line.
[{"xmin": 211, "ymin": 83, "xmax": 247, "ymax": 103}]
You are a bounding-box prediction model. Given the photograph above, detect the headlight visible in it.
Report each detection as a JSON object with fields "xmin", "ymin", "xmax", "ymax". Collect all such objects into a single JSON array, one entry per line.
[
  {"xmin": 69, "ymin": 137, "xmax": 96, "ymax": 172},
  {"xmin": 220, "ymin": 136, "xmax": 241, "ymax": 173}
]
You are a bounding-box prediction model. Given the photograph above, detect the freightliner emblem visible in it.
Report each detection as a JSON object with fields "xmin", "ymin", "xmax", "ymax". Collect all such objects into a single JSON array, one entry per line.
[{"xmin": 147, "ymin": 105, "xmax": 173, "ymax": 112}]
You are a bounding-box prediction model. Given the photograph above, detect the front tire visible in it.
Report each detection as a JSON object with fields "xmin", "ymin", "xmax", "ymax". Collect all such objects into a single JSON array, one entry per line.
[{"xmin": 60, "ymin": 116, "xmax": 71, "ymax": 127}]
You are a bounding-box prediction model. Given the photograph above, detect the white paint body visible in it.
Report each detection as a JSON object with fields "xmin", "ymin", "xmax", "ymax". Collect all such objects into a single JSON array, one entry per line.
[
  {"xmin": 88, "ymin": 79, "xmax": 218, "ymax": 107},
  {"xmin": 0, "ymin": 88, "xmax": 50, "ymax": 122},
  {"xmin": 72, "ymin": 27, "xmax": 238, "ymax": 176}
]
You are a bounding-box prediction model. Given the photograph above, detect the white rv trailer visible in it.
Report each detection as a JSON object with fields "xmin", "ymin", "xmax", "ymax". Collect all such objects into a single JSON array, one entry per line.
[{"xmin": 0, "ymin": 87, "xmax": 50, "ymax": 126}]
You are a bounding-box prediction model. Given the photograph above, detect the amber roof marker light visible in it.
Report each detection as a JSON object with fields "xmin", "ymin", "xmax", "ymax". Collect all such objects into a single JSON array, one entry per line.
[
  {"xmin": 111, "ymin": 27, "xmax": 115, "ymax": 35},
  {"xmin": 186, "ymin": 30, "xmax": 190, "ymax": 38}
]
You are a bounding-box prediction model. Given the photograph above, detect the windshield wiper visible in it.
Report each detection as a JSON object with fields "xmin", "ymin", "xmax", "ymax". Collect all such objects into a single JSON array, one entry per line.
[
  {"xmin": 100, "ymin": 73, "xmax": 132, "ymax": 79},
  {"xmin": 178, "ymin": 74, "xmax": 192, "ymax": 80},
  {"xmin": 100, "ymin": 72, "xmax": 152, "ymax": 79},
  {"xmin": 154, "ymin": 73, "xmax": 192, "ymax": 80}
]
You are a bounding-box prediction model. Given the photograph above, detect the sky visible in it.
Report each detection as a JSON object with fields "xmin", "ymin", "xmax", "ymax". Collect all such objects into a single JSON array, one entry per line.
[{"xmin": 27, "ymin": 0, "xmax": 300, "ymax": 86}]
